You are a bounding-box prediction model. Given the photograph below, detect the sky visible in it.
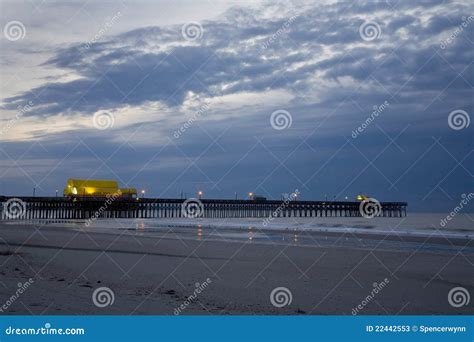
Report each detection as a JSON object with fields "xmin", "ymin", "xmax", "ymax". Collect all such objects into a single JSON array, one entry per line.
[{"xmin": 0, "ymin": 0, "xmax": 473, "ymax": 212}]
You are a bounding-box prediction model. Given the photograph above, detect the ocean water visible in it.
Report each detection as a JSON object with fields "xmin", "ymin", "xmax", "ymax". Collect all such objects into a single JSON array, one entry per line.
[
  {"xmin": 10, "ymin": 212, "xmax": 473, "ymax": 237},
  {"xmin": 97, "ymin": 213, "xmax": 471, "ymax": 233},
  {"xmin": 10, "ymin": 213, "xmax": 474, "ymax": 237},
  {"xmin": 4, "ymin": 213, "xmax": 473, "ymax": 253}
]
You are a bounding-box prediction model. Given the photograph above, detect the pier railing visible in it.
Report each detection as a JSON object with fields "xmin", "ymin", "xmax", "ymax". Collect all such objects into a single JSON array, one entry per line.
[{"xmin": 0, "ymin": 196, "xmax": 407, "ymax": 220}]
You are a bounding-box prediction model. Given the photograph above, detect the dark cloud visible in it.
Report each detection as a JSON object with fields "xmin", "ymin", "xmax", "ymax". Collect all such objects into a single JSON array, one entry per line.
[{"xmin": 1, "ymin": 1, "xmax": 468, "ymax": 117}]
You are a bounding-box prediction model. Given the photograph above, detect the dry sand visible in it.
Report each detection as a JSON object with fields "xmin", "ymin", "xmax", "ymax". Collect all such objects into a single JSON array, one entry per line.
[{"xmin": 0, "ymin": 220, "xmax": 473, "ymax": 315}]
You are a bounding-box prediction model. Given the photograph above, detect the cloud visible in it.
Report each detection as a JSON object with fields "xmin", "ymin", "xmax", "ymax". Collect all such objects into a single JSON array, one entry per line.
[
  {"xmin": 0, "ymin": 0, "xmax": 472, "ymax": 211},
  {"xmin": 2, "ymin": 1, "xmax": 471, "ymax": 124}
]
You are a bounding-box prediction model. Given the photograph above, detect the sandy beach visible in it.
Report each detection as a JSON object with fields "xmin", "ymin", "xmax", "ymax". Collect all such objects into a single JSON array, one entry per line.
[{"xmin": 0, "ymin": 216, "xmax": 473, "ymax": 315}]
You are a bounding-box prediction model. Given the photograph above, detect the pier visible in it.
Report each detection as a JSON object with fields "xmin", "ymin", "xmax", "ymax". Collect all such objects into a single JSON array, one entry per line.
[{"xmin": 0, "ymin": 196, "xmax": 407, "ymax": 220}]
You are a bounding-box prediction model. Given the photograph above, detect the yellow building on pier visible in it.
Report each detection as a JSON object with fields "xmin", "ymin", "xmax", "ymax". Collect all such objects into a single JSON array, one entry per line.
[{"xmin": 63, "ymin": 179, "xmax": 137, "ymax": 198}]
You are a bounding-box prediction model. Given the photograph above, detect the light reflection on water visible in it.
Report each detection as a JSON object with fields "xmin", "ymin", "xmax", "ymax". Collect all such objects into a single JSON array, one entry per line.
[
  {"xmin": 197, "ymin": 225, "xmax": 203, "ymax": 241},
  {"xmin": 142, "ymin": 223, "xmax": 290, "ymax": 243},
  {"xmin": 10, "ymin": 218, "xmax": 474, "ymax": 254},
  {"xmin": 116, "ymin": 223, "xmax": 474, "ymax": 254}
]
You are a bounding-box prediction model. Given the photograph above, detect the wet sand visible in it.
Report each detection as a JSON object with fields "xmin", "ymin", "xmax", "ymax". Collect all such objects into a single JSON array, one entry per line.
[{"xmin": 0, "ymin": 221, "xmax": 473, "ymax": 315}]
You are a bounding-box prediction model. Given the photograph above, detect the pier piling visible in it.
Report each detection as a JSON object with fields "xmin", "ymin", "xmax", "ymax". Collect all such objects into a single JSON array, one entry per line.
[{"xmin": 0, "ymin": 196, "xmax": 407, "ymax": 220}]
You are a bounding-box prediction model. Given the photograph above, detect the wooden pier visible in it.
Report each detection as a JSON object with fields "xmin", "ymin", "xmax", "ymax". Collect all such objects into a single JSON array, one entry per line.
[{"xmin": 0, "ymin": 196, "xmax": 407, "ymax": 220}]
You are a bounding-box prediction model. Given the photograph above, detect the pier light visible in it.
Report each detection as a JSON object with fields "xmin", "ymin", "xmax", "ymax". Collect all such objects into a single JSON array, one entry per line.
[
  {"xmin": 141, "ymin": 189, "xmax": 145, "ymax": 198},
  {"xmin": 198, "ymin": 191, "xmax": 203, "ymax": 199},
  {"xmin": 248, "ymin": 192, "xmax": 253, "ymax": 200}
]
